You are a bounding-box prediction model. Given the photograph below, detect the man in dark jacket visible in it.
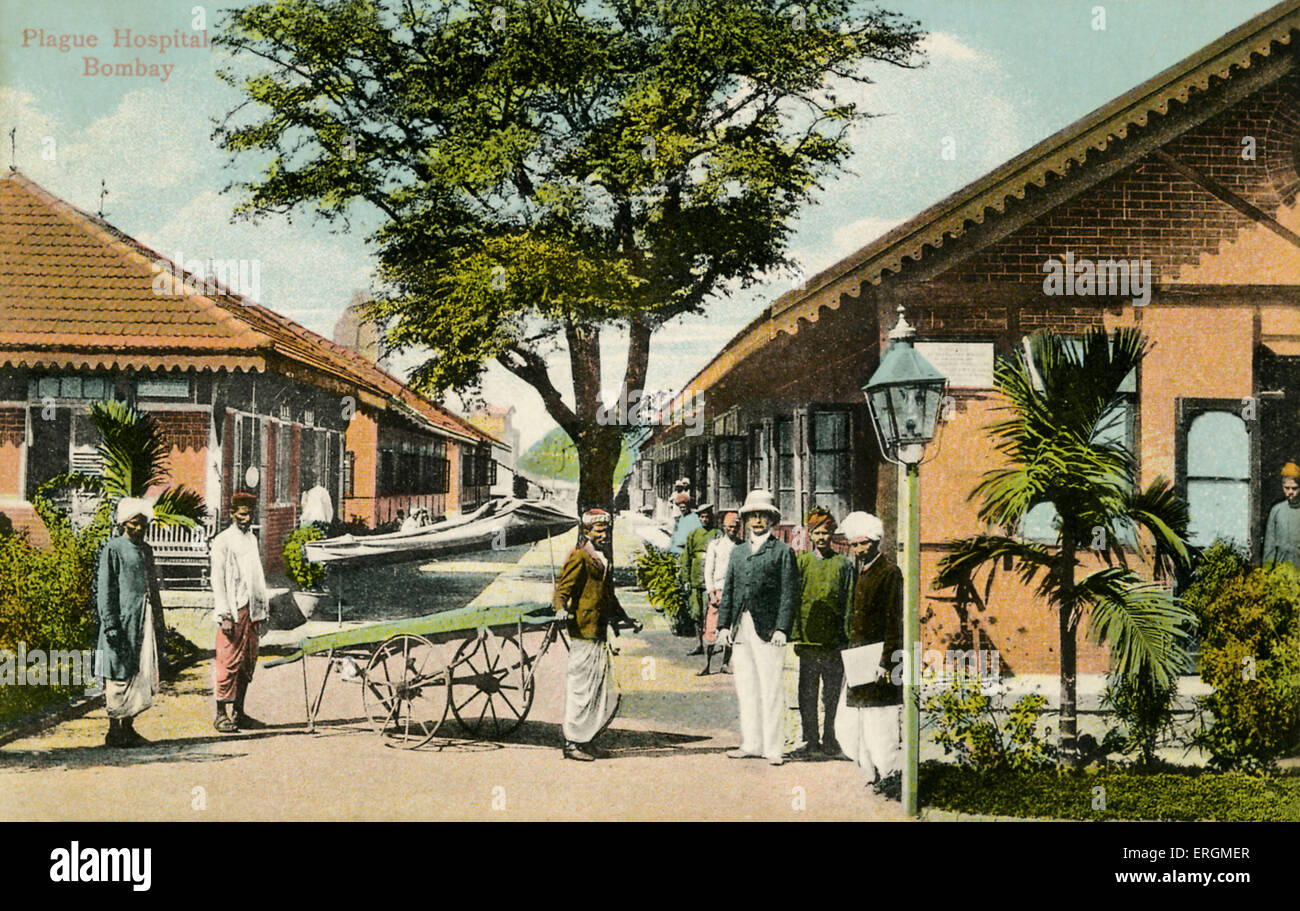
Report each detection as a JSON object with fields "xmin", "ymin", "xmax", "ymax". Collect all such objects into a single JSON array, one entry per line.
[
  {"xmin": 717, "ymin": 489, "xmax": 799, "ymax": 765},
  {"xmin": 835, "ymin": 511, "xmax": 903, "ymax": 793},
  {"xmin": 552, "ymin": 509, "xmax": 640, "ymax": 761},
  {"xmin": 97, "ymin": 498, "xmax": 165, "ymax": 748}
]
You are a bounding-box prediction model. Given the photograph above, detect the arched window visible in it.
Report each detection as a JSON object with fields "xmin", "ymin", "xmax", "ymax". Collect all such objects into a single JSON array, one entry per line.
[{"xmin": 1185, "ymin": 411, "xmax": 1251, "ymax": 548}]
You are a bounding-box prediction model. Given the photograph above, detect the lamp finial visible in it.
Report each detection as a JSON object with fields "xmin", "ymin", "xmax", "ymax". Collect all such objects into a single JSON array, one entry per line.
[{"xmin": 889, "ymin": 303, "xmax": 916, "ymax": 342}]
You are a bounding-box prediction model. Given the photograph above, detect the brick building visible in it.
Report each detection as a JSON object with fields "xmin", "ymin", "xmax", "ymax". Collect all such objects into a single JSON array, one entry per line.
[
  {"xmin": 0, "ymin": 171, "xmax": 499, "ymax": 572},
  {"xmin": 466, "ymin": 405, "xmax": 518, "ymax": 498},
  {"xmin": 637, "ymin": 1, "xmax": 1300, "ymax": 673}
]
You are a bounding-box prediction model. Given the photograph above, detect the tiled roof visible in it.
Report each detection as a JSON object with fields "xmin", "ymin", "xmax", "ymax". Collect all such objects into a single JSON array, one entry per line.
[{"xmin": 0, "ymin": 170, "xmax": 495, "ymax": 445}]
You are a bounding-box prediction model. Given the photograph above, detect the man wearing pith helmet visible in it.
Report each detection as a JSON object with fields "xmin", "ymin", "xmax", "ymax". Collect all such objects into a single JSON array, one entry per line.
[
  {"xmin": 552, "ymin": 508, "xmax": 641, "ymax": 761},
  {"xmin": 834, "ymin": 511, "xmax": 904, "ymax": 794},
  {"xmin": 716, "ymin": 489, "xmax": 799, "ymax": 765}
]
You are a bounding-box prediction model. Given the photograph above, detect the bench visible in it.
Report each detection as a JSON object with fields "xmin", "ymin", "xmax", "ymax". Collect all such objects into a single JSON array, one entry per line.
[{"xmin": 148, "ymin": 518, "xmax": 216, "ymax": 589}]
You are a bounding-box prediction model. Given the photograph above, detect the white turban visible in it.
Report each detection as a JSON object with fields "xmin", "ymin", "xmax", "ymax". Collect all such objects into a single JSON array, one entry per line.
[
  {"xmin": 115, "ymin": 497, "xmax": 156, "ymax": 525},
  {"xmin": 839, "ymin": 511, "xmax": 883, "ymax": 543}
]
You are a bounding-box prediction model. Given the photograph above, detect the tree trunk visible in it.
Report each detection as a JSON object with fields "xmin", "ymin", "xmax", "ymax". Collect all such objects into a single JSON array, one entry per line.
[
  {"xmin": 503, "ymin": 315, "xmax": 653, "ymax": 559},
  {"xmin": 1058, "ymin": 529, "xmax": 1080, "ymax": 768},
  {"xmin": 574, "ymin": 424, "xmax": 621, "ymax": 516}
]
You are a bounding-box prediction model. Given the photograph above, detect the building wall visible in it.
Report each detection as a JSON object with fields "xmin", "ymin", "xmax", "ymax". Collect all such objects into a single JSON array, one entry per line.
[
  {"xmin": 949, "ymin": 72, "xmax": 1300, "ymax": 286},
  {"xmin": 151, "ymin": 409, "xmax": 209, "ymax": 496},
  {"xmin": 1123, "ymin": 303, "xmax": 1256, "ymax": 488},
  {"xmin": 0, "ymin": 405, "xmax": 23, "ymax": 500},
  {"xmin": 446, "ymin": 439, "xmax": 462, "ymax": 516},
  {"xmin": 640, "ymin": 74, "xmax": 1300, "ymax": 675},
  {"xmin": 343, "ymin": 407, "xmax": 380, "ymax": 525}
]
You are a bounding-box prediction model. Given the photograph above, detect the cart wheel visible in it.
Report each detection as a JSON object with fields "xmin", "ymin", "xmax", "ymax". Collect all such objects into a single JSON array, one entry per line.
[
  {"xmin": 449, "ymin": 631, "xmax": 536, "ymax": 739},
  {"xmin": 362, "ymin": 634, "xmax": 450, "ymax": 749}
]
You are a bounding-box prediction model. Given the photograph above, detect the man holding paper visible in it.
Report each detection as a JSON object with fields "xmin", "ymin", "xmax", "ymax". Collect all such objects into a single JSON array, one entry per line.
[{"xmin": 834, "ymin": 512, "xmax": 904, "ymax": 793}]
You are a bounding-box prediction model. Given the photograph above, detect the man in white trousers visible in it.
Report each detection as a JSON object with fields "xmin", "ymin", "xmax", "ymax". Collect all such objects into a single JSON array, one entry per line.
[
  {"xmin": 835, "ymin": 511, "xmax": 904, "ymax": 794},
  {"xmin": 716, "ymin": 490, "xmax": 799, "ymax": 765}
]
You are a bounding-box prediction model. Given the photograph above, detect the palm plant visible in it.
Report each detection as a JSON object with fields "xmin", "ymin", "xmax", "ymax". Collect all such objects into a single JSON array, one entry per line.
[
  {"xmin": 17, "ymin": 401, "xmax": 207, "ymax": 658},
  {"xmin": 935, "ymin": 327, "xmax": 1195, "ymax": 767},
  {"xmin": 88, "ymin": 399, "xmax": 205, "ymax": 529}
]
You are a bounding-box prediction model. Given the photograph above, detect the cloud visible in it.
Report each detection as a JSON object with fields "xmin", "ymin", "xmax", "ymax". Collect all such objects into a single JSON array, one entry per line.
[
  {"xmin": 921, "ymin": 32, "xmax": 988, "ymax": 66},
  {"xmin": 136, "ymin": 190, "xmax": 375, "ymax": 337},
  {"xmin": 78, "ymin": 87, "xmax": 213, "ymax": 190},
  {"xmin": 0, "ymin": 75, "xmax": 224, "ymax": 209}
]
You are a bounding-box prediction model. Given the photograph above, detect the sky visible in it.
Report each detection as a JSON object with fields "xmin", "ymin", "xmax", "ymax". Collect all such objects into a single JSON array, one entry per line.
[{"xmin": 0, "ymin": 0, "xmax": 1286, "ymax": 449}]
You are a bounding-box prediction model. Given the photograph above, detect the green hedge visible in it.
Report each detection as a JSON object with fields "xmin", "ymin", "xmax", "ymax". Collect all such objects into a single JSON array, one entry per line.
[
  {"xmin": 1184, "ymin": 541, "xmax": 1300, "ymax": 771},
  {"xmin": 920, "ymin": 762, "xmax": 1300, "ymax": 821},
  {"xmin": 0, "ymin": 682, "xmax": 85, "ymax": 727},
  {"xmin": 282, "ymin": 525, "xmax": 327, "ymax": 590}
]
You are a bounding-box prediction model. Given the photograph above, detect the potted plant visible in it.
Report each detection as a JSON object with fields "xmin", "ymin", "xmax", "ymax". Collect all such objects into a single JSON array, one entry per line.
[{"xmin": 283, "ymin": 525, "xmax": 329, "ymax": 617}]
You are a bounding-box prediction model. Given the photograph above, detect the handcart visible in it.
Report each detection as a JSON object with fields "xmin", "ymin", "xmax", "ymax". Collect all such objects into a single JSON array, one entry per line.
[{"xmin": 266, "ymin": 602, "xmax": 571, "ymax": 748}]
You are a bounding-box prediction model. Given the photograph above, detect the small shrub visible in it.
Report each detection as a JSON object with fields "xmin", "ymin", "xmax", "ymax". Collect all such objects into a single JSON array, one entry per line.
[
  {"xmin": 1102, "ymin": 668, "xmax": 1179, "ymax": 767},
  {"xmin": 635, "ymin": 545, "xmax": 687, "ymax": 619},
  {"xmin": 925, "ymin": 674, "xmax": 1056, "ymax": 772},
  {"xmin": 1185, "ymin": 540, "xmax": 1300, "ymax": 772},
  {"xmin": 282, "ymin": 526, "xmax": 328, "ymax": 591},
  {"xmin": 0, "ymin": 477, "xmax": 110, "ymax": 656}
]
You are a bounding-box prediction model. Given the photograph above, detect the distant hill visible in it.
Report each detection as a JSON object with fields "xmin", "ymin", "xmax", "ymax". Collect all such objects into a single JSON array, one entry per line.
[{"xmin": 518, "ymin": 427, "xmax": 644, "ymax": 493}]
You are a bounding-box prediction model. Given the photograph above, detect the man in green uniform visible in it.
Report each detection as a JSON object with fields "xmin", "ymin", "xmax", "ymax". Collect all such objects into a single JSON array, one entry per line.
[
  {"xmin": 680, "ymin": 503, "xmax": 720, "ymax": 656},
  {"xmin": 792, "ymin": 507, "xmax": 853, "ymax": 758}
]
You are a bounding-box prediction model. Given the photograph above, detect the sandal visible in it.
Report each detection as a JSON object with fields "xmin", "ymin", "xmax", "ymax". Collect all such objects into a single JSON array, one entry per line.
[{"xmin": 213, "ymin": 715, "xmax": 239, "ymax": 734}]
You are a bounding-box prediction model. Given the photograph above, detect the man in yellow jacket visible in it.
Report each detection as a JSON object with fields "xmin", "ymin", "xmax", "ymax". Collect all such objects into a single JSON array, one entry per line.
[{"xmin": 552, "ymin": 509, "xmax": 641, "ymax": 761}]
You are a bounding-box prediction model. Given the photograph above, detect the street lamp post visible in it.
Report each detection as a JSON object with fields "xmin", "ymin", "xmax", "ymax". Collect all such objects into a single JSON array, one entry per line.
[{"xmin": 861, "ymin": 304, "xmax": 948, "ymax": 818}]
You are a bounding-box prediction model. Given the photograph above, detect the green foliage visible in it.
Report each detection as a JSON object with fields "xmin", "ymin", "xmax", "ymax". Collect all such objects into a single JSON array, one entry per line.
[
  {"xmin": 1185, "ymin": 545, "xmax": 1300, "ymax": 772},
  {"xmin": 1180, "ymin": 539, "xmax": 1249, "ymax": 616},
  {"xmin": 935, "ymin": 329, "xmax": 1196, "ymax": 765},
  {"xmin": 89, "ymin": 401, "xmax": 204, "ymax": 529},
  {"xmin": 212, "ymin": 0, "xmax": 924, "ymax": 506},
  {"xmin": 1102, "ymin": 668, "xmax": 1179, "ymax": 767},
  {"xmin": 283, "ymin": 526, "xmax": 328, "ymax": 591},
  {"xmin": 519, "ymin": 428, "xmax": 581, "ymax": 483},
  {"xmin": 0, "ymin": 679, "xmax": 86, "ymax": 727},
  {"xmin": 920, "ymin": 763, "xmax": 1300, "ymax": 821},
  {"xmin": 0, "ymin": 402, "xmax": 207, "ymax": 660},
  {"xmin": 519, "ymin": 426, "xmax": 638, "ymax": 492},
  {"xmin": 635, "ymin": 544, "xmax": 687, "ymax": 618},
  {"xmin": 0, "ymin": 477, "xmax": 111, "ymax": 656},
  {"xmin": 924, "ymin": 674, "xmax": 1056, "ymax": 773}
]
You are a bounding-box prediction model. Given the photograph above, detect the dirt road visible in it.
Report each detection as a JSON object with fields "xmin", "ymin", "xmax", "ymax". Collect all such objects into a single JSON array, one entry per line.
[{"xmin": 0, "ymin": 533, "xmax": 906, "ymax": 822}]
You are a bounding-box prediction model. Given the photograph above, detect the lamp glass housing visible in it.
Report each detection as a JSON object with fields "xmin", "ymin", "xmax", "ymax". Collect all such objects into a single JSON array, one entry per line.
[{"xmin": 862, "ymin": 334, "xmax": 948, "ymax": 465}]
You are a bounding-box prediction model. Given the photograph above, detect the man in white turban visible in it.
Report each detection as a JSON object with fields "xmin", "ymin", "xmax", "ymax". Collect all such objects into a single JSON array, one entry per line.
[
  {"xmin": 835, "ymin": 511, "xmax": 904, "ymax": 794},
  {"xmin": 96, "ymin": 498, "xmax": 164, "ymax": 747}
]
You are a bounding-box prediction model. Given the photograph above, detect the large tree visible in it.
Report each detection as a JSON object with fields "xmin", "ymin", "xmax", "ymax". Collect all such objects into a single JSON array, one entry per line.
[
  {"xmin": 212, "ymin": 0, "xmax": 924, "ymax": 511},
  {"xmin": 935, "ymin": 327, "xmax": 1195, "ymax": 767}
]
